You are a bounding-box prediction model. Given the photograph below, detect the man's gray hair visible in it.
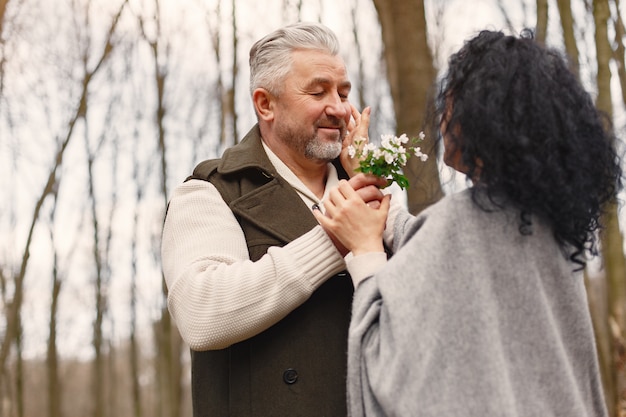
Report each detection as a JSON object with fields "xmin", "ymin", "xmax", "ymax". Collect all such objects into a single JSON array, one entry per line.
[{"xmin": 249, "ymin": 22, "xmax": 340, "ymax": 96}]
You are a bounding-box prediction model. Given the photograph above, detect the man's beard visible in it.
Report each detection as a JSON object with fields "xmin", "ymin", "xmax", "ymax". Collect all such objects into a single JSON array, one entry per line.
[
  {"xmin": 304, "ymin": 136, "xmax": 342, "ymax": 161},
  {"xmin": 279, "ymin": 118, "xmax": 345, "ymax": 162}
]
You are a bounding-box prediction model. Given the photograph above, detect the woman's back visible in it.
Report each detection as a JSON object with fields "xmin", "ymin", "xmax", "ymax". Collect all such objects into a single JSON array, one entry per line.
[{"xmin": 348, "ymin": 189, "xmax": 606, "ymax": 417}]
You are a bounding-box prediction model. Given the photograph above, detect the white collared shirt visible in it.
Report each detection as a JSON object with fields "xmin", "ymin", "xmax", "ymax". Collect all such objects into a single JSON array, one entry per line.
[{"xmin": 261, "ymin": 140, "xmax": 339, "ymax": 214}]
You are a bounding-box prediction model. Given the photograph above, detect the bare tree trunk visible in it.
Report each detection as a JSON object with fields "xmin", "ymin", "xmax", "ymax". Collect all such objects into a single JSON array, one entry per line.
[
  {"xmin": 129, "ymin": 122, "xmax": 144, "ymax": 417},
  {"xmin": 107, "ymin": 338, "xmax": 116, "ymax": 417},
  {"xmin": 47, "ymin": 190, "xmax": 62, "ymax": 417},
  {"xmin": 556, "ymin": 0, "xmax": 580, "ymax": 74},
  {"xmin": 536, "ymin": 0, "xmax": 549, "ymax": 43},
  {"xmin": 47, "ymin": 275, "xmax": 62, "ymax": 417},
  {"xmin": 205, "ymin": 0, "xmax": 226, "ymax": 153},
  {"xmin": 595, "ymin": 0, "xmax": 613, "ymax": 119},
  {"xmin": 80, "ymin": 16, "xmax": 113, "ymax": 417},
  {"xmin": 137, "ymin": 1, "xmax": 183, "ymax": 415},
  {"xmin": 0, "ymin": 0, "xmax": 12, "ymax": 98},
  {"xmin": 613, "ymin": 0, "xmax": 626, "ymax": 105},
  {"xmin": 372, "ymin": 0, "xmax": 442, "ymax": 214},
  {"xmin": 0, "ymin": 0, "xmax": 8, "ymax": 34},
  {"xmin": 80, "ymin": 4, "xmax": 128, "ymax": 417},
  {"xmin": 350, "ymin": 0, "xmax": 367, "ymax": 112},
  {"xmin": 593, "ymin": 1, "xmax": 626, "ymax": 416},
  {"xmin": 130, "ymin": 211, "xmax": 142, "ymax": 417},
  {"xmin": 230, "ymin": 0, "xmax": 238, "ymax": 144},
  {"xmin": 15, "ymin": 325, "xmax": 23, "ymax": 417},
  {"xmin": 0, "ymin": 267, "xmax": 8, "ymax": 417},
  {"xmin": 85, "ymin": 115, "xmax": 107, "ymax": 417}
]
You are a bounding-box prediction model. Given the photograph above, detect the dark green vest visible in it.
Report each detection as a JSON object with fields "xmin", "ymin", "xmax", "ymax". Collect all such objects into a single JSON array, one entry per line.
[{"xmin": 186, "ymin": 125, "xmax": 353, "ymax": 417}]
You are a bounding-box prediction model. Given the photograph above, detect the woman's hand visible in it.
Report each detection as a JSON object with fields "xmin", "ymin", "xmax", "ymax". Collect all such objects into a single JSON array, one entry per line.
[
  {"xmin": 314, "ymin": 177, "xmax": 390, "ymax": 256},
  {"xmin": 341, "ymin": 105, "xmax": 371, "ymax": 177}
]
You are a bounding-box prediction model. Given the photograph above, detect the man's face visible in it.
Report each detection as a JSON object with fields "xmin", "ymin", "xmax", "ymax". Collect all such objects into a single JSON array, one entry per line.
[{"xmin": 272, "ymin": 50, "xmax": 352, "ymax": 162}]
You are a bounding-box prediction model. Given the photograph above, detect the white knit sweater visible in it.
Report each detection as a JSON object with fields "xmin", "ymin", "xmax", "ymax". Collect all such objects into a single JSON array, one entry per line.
[
  {"xmin": 162, "ymin": 138, "xmax": 404, "ymax": 352},
  {"xmin": 161, "ymin": 145, "xmax": 350, "ymax": 350}
]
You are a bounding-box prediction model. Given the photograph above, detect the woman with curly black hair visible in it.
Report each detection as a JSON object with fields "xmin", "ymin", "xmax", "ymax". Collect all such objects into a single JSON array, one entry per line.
[
  {"xmin": 315, "ymin": 30, "xmax": 622, "ymax": 416},
  {"xmin": 440, "ymin": 29, "xmax": 621, "ymax": 269}
]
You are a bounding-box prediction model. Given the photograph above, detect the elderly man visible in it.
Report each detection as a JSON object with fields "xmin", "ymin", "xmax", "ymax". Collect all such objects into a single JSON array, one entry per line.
[{"xmin": 161, "ymin": 22, "xmax": 383, "ymax": 417}]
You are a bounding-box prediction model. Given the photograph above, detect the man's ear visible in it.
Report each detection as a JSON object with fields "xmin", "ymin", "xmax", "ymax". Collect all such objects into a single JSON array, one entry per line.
[{"xmin": 252, "ymin": 88, "xmax": 274, "ymax": 122}]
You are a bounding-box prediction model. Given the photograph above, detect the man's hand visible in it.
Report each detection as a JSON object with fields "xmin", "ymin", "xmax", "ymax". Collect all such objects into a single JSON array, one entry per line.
[{"xmin": 350, "ymin": 173, "xmax": 388, "ymax": 209}]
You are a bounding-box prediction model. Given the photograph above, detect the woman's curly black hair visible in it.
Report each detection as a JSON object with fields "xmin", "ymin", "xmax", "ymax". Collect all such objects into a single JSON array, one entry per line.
[{"xmin": 436, "ymin": 29, "xmax": 623, "ymax": 268}]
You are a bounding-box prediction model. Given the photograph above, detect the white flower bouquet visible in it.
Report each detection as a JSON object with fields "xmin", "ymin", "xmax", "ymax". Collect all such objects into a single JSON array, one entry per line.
[{"xmin": 348, "ymin": 132, "xmax": 428, "ymax": 190}]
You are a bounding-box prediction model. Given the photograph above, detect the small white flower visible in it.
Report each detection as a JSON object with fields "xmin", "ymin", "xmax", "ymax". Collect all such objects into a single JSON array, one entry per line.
[
  {"xmin": 364, "ymin": 143, "xmax": 377, "ymax": 153},
  {"xmin": 380, "ymin": 134, "xmax": 392, "ymax": 148},
  {"xmin": 348, "ymin": 145, "xmax": 357, "ymax": 158},
  {"xmin": 418, "ymin": 131, "xmax": 426, "ymax": 140},
  {"xmin": 413, "ymin": 146, "xmax": 429, "ymax": 162}
]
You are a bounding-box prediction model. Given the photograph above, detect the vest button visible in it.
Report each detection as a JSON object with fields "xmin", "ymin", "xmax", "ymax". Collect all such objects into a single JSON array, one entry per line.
[{"xmin": 283, "ymin": 368, "xmax": 298, "ymax": 384}]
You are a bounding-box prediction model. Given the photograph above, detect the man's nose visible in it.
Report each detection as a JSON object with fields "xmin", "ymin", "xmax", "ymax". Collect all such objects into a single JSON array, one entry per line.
[{"xmin": 325, "ymin": 92, "xmax": 349, "ymax": 118}]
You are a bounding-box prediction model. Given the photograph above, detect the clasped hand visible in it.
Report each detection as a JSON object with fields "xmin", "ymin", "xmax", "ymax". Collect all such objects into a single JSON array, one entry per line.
[{"xmin": 313, "ymin": 174, "xmax": 390, "ymax": 257}]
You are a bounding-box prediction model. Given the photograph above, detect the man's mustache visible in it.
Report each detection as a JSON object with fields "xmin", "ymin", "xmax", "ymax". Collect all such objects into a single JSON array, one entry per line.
[{"xmin": 315, "ymin": 117, "xmax": 347, "ymax": 131}]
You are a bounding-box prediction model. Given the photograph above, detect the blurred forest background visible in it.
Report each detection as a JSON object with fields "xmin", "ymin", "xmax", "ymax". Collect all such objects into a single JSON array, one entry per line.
[{"xmin": 1, "ymin": 0, "xmax": 625, "ymax": 416}]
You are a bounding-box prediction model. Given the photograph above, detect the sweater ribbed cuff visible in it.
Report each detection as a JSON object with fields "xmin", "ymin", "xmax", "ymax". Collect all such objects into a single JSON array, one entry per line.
[
  {"xmin": 282, "ymin": 226, "xmax": 346, "ymax": 288},
  {"xmin": 346, "ymin": 252, "xmax": 387, "ymax": 287}
]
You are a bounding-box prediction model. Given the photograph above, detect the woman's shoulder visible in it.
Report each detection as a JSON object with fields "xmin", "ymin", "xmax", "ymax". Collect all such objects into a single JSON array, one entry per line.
[
  {"xmin": 416, "ymin": 188, "xmax": 478, "ymax": 224},
  {"xmin": 396, "ymin": 189, "xmax": 472, "ymax": 242},
  {"xmin": 399, "ymin": 188, "xmax": 513, "ymax": 246}
]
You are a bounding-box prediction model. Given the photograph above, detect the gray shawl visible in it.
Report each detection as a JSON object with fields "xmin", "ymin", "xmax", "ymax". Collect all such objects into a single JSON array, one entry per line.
[{"xmin": 347, "ymin": 188, "xmax": 607, "ymax": 417}]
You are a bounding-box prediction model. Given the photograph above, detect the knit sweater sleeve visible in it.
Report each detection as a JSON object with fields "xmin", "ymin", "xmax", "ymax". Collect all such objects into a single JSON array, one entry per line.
[{"xmin": 161, "ymin": 179, "xmax": 346, "ymax": 351}]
